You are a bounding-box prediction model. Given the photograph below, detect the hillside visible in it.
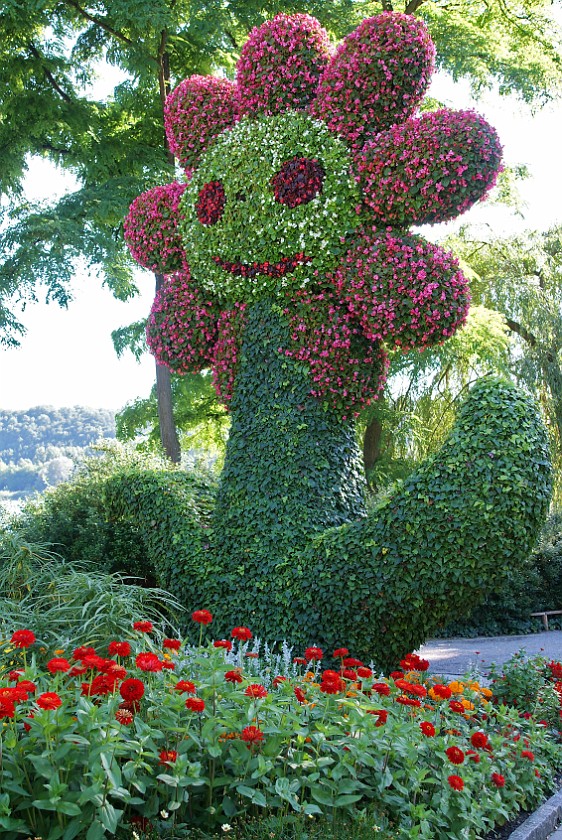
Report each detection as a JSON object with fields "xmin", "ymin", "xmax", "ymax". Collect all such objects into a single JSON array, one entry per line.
[{"xmin": 0, "ymin": 406, "xmax": 115, "ymax": 499}]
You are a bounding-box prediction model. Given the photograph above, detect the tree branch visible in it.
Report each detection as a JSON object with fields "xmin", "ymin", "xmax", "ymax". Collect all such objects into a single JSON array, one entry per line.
[
  {"xmin": 64, "ymin": 0, "xmax": 142, "ymax": 52},
  {"xmin": 28, "ymin": 43, "xmax": 72, "ymax": 103},
  {"xmin": 404, "ymin": 0, "xmax": 426, "ymax": 14},
  {"xmin": 505, "ymin": 317, "xmax": 537, "ymax": 348}
]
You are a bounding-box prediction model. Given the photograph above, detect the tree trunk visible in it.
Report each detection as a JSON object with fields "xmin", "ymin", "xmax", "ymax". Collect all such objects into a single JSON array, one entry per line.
[
  {"xmin": 154, "ymin": 272, "xmax": 181, "ymax": 463},
  {"xmin": 363, "ymin": 416, "xmax": 383, "ymax": 484}
]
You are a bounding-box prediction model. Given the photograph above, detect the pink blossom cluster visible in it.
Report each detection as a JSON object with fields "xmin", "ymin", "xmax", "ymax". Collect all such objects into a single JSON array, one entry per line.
[
  {"xmin": 164, "ymin": 76, "xmax": 238, "ymax": 173},
  {"xmin": 283, "ymin": 290, "xmax": 389, "ymax": 417},
  {"xmin": 311, "ymin": 13, "xmax": 435, "ymax": 147},
  {"xmin": 146, "ymin": 270, "xmax": 220, "ymax": 374},
  {"xmin": 236, "ymin": 14, "xmax": 332, "ymax": 116},
  {"xmin": 212, "ymin": 304, "xmax": 248, "ymax": 404},
  {"xmin": 124, "ymin": 183, "xmax": 188, "ymax": 274},
  {"xmin": 333, "ymin": 228, "xmax": 470, "ymax": 352},
  {"xmin": 356, "ymin": 110, "xmax": 503, "ymax": 226}
]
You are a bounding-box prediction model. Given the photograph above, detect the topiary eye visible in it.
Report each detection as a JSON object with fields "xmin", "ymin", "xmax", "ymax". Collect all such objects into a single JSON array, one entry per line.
[
  {"xmin": 271, "ymin": 157, "xmax": 325, "ymax": 208},
  {"xmin": 196, "ymin": 181, "xmax": 226, "ymax": 225}
]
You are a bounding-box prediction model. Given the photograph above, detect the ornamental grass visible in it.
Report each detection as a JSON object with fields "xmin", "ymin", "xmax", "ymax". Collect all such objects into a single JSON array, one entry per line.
[{"xmin": 1, "ymin": 612, "xmax": 562, "ymax": 840}]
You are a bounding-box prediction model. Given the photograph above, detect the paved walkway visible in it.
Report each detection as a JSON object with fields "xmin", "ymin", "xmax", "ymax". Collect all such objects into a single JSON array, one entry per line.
[{"xmin": 417, "ymin": 630, "xmax": 562, "ymax": 681}]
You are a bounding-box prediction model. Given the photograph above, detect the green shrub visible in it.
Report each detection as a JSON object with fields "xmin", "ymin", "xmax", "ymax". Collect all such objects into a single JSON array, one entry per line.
[
  {"xmin": 441, "ymin": 511, "xmax": 562, "ymax": 637},
  {"xmin": 13, "ymin": 443, "xmax": 216, "ymax": 582},
  {"xmin": 0, "ymin": 533, "xmax": 184, "ymax": 651}
]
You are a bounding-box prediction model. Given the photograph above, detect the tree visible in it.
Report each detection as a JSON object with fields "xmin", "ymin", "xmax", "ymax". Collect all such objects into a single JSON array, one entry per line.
[
  {"xmin": 1, "ymin": 0, "xmax": 561, "ymax": 459},
  {"xmin": 358, "ymin": 304, "xmax": 512, "ymax": 490},
  {"xmin": 449, "ymin": 225, "xmax": 562, "ymax": 498}
]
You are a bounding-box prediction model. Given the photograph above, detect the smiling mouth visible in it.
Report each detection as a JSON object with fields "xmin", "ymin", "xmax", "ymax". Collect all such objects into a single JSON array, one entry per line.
[{"xmin": 212, "ymin": 253, "xmax": 311, "ymax": 279}]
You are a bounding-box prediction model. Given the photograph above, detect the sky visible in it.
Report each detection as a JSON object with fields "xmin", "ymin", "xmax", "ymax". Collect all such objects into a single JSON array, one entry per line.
[{"xmin": 1, "ymin": 69, "xmax": 561, "ymax": 413}]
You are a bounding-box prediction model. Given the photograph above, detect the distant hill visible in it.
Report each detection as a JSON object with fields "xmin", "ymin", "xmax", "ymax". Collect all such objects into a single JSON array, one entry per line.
[{"xmin": 0, "ymin": 406, "xmax": 115, "ymax": 500}]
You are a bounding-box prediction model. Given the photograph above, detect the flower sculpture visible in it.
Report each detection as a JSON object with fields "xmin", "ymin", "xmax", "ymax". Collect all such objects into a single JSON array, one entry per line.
[{"xmin": 122, "ymin": 13, "xmax": 551, "ymax": 669}]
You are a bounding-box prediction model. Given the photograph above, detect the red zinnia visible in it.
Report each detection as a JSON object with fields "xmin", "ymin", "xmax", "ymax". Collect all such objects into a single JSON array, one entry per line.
[
  {"xmin": 81, "ymin": 654, "xmax": 108, "ymax": 671},
  {"xmin": 420, "ymin": 721, "xmax": 436, "ymax": 737},
  {"xmin": 333, "ymin": 647, "xmax": 349, "ymax": 658},
  {"xmin": 72, "ymin": 645, "xmax": 96, "ymax": 659},
  {"xmin": 470, "ymin": 731, "xmax": 489, "ymax": 749},
  {"xmin": 213, "ymin": 639, "xmax": 233, "ymax": 651},
  {"xmin": 159, "ymin": 749, "xmax": 178, "ymax": 764},
  {"xmin": 135, "ymin": 652, "xmax": 163, "ymax": 672},
  {"xmin": 0, "ymin": 698, "xmax": 15, "ymax": 718},
  {"xmin": 163, "ymin": 638, "xmax": 182, "ymax": 651},
  {"xmin": 241, "ymin": 725, "xmax": 264, "ymax": 744},
  {"xmin": 372, "ymin": 682, "xmax": 391, "ymax": 696},
  {"xmin": 192, "ymin": 609, "xmax": 213, "ymax": 624},
  {"xmin": 245, "ymin": 684, "xmax": 268, "ymax": 699},
  {"xmin": 47, "ymin": 657, "xmax": 71, "ymax": 674},
  {"xmin": 466, "ymin": 749, "xmax": 480, "ymax": 763},
  {"xmin": 448, "ymin": 775, "xmax": 464, "ymax": 791},
  {"xmin": 491, "ymin": 772, "xmax": 505, "ymax": 788},
  {"xmin": 343, "ymin": 657, "xmax": 363, "ymax": 668},
  {"xmin": 449, "ymin": 700, "xmax": 465, "ymax": 714},
  {"xmin": 304, "ymin": 646, "xmax": 323, "ymax": 661},
  {"xmin": 446, "ymin": 746, "xmax": 465, "ymax": 765},
  {"xmin": 357, "ymin": 667, "xmax": 373, "ymax": 679},
  {"xmin": 432, "ymin": 684, "xmax": 452, "ymax": 700},
  {"xmin": 8, "ymin": 670, "xmax": 24, "ymax": 681},
  {"xmin": 17, "ymin": 680, "xmax": 36, "ymax": 693},
  {"xmin": 231, "ymin": 626, "xmax": 252, "ymax": 641},
  {"xmin": 119, "ymin": 678, "xmax": 145, "ymax": 702},
  {"xmin": 273, "ymin": 676, "xmax": 286, "ymax": 688},
  {"xmin": 320, "ymin": 676, "xmax": 345, "ymax": 694},
  {"xmin": 108, "ymin": 641, "xmax": 131, "ymax": 657},
  {"xmin": 36, "ymin": 692, "xmax": 62, "ymax": 710},
  {"xmin": 10, "ymin": 629, "xmax": 36, "ymax": 648},
  {"xmin": 293, "ymin": 656, "xmax": 306, "ymax": 665},
  {"xmin": 115, "ymin": 708, "xmax": 134, "ymax": 725},
  {"xmin": 225, "ymin": 670, "xmax": 243, "ymax": 684},
  {"xmin": 521, "ymin": 750, "xmax": 535, "ymax": 761},
  {"xmin": 185, "ymin": 697, "xmax": 205, "ymax": 712},
  {"xmin": 294, "ymin": 686, "xmax": 306, "ymax": 703},
  {"xmin": 133, "ymin": 621, "xmax": 153, "ymax": 633},
  {"xmin": 174, "ymin": 679, "xmax": 196, "ymax": 693}
]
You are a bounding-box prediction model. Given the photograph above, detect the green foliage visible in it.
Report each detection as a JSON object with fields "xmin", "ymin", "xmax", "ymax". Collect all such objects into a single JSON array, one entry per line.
[
  {"xmin": 14, "ymin": 444, "xmax": 173, "ymax": 578},
  {"xmin": 488, "ymin": 650, "xmax": 562, "ymax": 727},
  {"xmin": 1, "ymin": 630, "xmax": 561, "ymax": 839},
  {"xmin": 357, "ymin": 305, "xmax": 513, "ymax": 491},
  {"xmin": 0, "ymin": 533, "xmax": 183, "ymax": 650},
  {"xmin": 116, "ymin": 371, "xmax": 229, "ymax": 461},
  {"xmin": 298, "ymin": 377, "xmax": 552, "ymax": 670},
  {"xmin": 447, "ymin": 225, "xmax": 562, "ymax": 502},
  {"xmin": 442, "ymin": 510, "xmax": 562, "ymax": 637}
]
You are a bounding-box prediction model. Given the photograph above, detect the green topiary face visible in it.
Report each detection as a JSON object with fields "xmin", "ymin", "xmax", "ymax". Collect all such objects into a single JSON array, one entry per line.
[{"xmin": 179, "ymin": 112, "xmax": 360, "ymax": 304}]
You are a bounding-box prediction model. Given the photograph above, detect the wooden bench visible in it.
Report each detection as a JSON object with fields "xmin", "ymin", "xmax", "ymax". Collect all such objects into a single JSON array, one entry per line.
[{"xmin": 530, "ymin": 610, "xmax": 562, "ymax": 631}]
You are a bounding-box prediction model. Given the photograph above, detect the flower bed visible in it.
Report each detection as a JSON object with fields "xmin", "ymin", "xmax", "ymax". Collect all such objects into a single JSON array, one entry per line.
[{"xmin": 1, "ymin": 615, "xmax": 562, "ymax": 840}]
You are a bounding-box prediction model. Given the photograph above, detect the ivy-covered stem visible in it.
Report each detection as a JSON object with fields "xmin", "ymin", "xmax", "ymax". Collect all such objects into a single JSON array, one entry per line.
[{"xmin": 213, "ymin": 299, "xmax": 367, "ymax": 560}]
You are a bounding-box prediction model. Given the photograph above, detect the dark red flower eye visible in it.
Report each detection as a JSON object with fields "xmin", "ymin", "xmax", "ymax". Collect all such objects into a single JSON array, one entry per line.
[
  {"xmin": 271, "ymin": 157, "xmax": 325, "ymax": 208},
  {"xmin": 196, "ymin": 181, "xmax": 226, "ymax": 225}
]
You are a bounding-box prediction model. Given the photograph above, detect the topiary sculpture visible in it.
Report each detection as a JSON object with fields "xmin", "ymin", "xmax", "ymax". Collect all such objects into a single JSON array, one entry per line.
[{"xmin": 122, "ymin": 12, "xmax": 551, "ymax": 670}]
